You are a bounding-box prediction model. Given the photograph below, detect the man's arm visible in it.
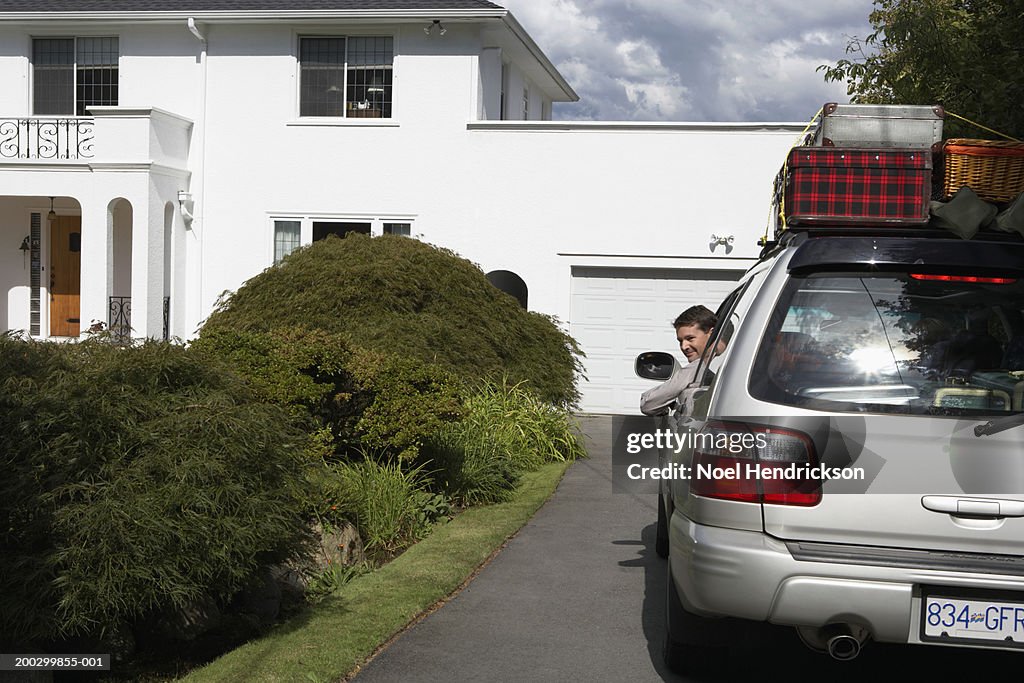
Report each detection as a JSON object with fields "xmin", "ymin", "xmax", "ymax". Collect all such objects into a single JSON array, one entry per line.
[{"xmin": 640, "ymin": 363, "xmax": 698, "ymax": 416}]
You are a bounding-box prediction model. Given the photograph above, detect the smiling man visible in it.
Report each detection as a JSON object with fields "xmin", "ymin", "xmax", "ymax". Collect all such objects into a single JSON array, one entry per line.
[{"xmin": 639, "ymin": 305, "xmax": 717, "ymax": 416}]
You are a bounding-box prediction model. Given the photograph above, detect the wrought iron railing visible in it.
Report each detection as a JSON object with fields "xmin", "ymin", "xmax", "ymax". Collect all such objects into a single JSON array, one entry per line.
[
  {"xmin": 0, "ymin": 117, "xmax": 95, "ymax": 160},
  {"xmin": 108, "ymin": 296, "xmax": 131, "ymax": 345},
  {"xmin": 163, "ymin": 296, "xmax": 170, "ymax": 341}
]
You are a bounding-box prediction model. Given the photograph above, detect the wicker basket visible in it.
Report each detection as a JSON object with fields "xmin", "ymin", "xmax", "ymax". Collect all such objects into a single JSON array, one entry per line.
[{"xmin": 943, "ymin": 138, "xmax": 1024, "ymax": 203}]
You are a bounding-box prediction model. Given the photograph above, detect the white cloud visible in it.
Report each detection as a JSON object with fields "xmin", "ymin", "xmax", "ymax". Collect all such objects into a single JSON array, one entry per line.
[{"xmin": 499, "ymin": 0, "xmax": 875, "ymax": 121}]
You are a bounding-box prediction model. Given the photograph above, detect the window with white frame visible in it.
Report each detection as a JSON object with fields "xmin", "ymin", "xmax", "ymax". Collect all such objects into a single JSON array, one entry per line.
[
  {"xmin": 522, "ymin": 87, "xmax": 529, "ymax": 120},
  {"xmin": 299, "ymin": 36, "xmax": 393, "ymax": 118},
  {"xmin": 33, "ymin": 37, "xmax": 119, "ymax": 115},
  {"xmin": 273, "ymin": 220, "xmax": 301, "ymax": 264},
  {"xmin": 272, "ymin": 216, "xmax": 414, "ymax": 263},
  {"xmin": 313, "ymin": 221, "xmax": 371, "ymax": 241},
  {"xmin": 383, "ymin": 222, "xmax": 411, "ymax": 236}
]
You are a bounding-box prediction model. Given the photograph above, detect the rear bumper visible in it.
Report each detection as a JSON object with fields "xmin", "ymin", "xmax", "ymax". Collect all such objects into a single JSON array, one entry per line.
[{"xmin": 670, "ymin": 512, "xmax": 1024, "ymax": 647}]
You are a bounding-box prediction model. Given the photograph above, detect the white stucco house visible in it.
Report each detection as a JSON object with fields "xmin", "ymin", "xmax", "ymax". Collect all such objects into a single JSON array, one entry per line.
[{"xmin": 0, "ymin": 0, "xmax": 804, "ymax": 413}]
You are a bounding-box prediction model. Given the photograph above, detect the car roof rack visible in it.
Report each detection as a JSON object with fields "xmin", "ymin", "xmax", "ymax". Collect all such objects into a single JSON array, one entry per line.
[{"xmin": 779, "ymin": 225, "xmax": 1024, "ymax": 242}]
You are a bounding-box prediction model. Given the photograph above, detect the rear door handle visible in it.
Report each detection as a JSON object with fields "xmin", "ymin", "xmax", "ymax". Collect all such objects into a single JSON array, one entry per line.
[{"xmin": 921, "ymin": 495, "xmax": 1024, "ymax": 518}]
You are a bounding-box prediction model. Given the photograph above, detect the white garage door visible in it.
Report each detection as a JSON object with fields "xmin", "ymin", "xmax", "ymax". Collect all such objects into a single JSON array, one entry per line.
[{"xmin": 570, "ymin": 266, "xmax": 745, "ymax": 414}]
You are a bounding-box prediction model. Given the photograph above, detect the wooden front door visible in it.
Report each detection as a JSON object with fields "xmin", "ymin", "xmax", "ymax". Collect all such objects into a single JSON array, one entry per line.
[{"xmin": 49, "ymin": 215, "xmax": 81, "ymax": 337}]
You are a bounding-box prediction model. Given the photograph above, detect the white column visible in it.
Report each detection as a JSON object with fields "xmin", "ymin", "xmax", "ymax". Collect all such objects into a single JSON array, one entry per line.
[
  {"xmin": 129, "ymin": 194, "xmax": 152, "ymax": 339},
  {"xmin": 132, "ymin": 191, "xmax": 167, "ymax": 339},
  {"xmin": 479, "ymin": 47, "xmax": 502, "ymax": 121},
  {"xmin": 78, "ymin": 195, "xmax": 109, "ymax": 335}
]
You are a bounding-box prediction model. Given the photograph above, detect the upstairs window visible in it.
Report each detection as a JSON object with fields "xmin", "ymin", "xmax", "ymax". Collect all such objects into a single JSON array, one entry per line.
[
  {"xmin": 273, "ymin": 220, "xmax": 301, "ymax": 264},
  {"xmin": 383, "ymin": 222, "xmax": 410, "ymax": 236},
  {"xmin": 299, "ymin": 36, "xmax": 393, "ymax": 118},
  {"xmin": 33, "ymin": 37, "xmax": 118, "ymax": 115}
]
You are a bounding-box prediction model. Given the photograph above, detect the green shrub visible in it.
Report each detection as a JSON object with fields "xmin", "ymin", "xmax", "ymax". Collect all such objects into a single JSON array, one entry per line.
[
  {"xmin": 345, "ymin": 345, "xmax": 462, "ymax": 460},
  {"xmin": 456, "ymin": 378, "xmax": 586, "ymax": 469},
  {"xmin": 305, "ymin": 562, "xmax": 370, "ymax": 604},
  {"xmin": 420, "ymin": 428, "xmax": 520, "ymax": 506},
  {"xmin": 190, "ymin": 326, "xmax": 355, "ymax": 424},
  {"xmin": 420, "ymin": 379, "xmax": 585, "ymax": 505},
  {"xmin": 322, "ymin": 457, "xmax": 436, "ymax": 561},
  {"xmin": 0, "ymin": 336, "xmax": 313, "ymax": 643},
  {"xmin": 192, "ymin": 327, "xmax": 462, "ymax": 461},
  {"xmin": 198, "ymin": 234, "xmax": 583, "ymax": 407}
]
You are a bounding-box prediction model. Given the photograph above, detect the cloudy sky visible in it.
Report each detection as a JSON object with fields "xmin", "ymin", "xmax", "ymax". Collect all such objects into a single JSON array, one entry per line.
[{"xmin": 500, "ymin": 0, "xmax": 878, "ymax": 122}]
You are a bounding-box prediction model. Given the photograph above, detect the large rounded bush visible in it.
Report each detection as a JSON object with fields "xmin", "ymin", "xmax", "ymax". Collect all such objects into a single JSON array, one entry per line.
[
  {"xmin": 191, "ymin": 326, "xmax": 463, "ymax": 461},
  {"xmin": 0, "ymin": 336, "xmax": 313, "ymax": 644},
  {"xmin": 199, "ymin": 234, "xmax": 583, "ymax": 406}
]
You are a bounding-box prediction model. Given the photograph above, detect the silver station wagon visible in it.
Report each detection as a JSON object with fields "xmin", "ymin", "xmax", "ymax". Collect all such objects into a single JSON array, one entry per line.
[{"xmin": 637, "ymin": 229, "xmax": 1024, "ymax": 673}]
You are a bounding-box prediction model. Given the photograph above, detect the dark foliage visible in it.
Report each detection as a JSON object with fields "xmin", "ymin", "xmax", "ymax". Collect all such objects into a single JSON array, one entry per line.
[
  {"xmin": 0, "ymin": 335, "xmax": 313, "ymax": 645},
  {"xmin": 819, "ymin": 0, "xmax": 1024, "ymax": 139},
  {"xmin": 198, "ymin": 234, "xmax": 583, "ymax": 407},
  {"xmin": 191, "ymin": 326, "xmax": 464, "ymax": 461}
]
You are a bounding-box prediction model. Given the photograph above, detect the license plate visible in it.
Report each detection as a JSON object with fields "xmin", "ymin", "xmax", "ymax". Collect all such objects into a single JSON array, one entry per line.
[{"xmin": 923, "ymin": 595, "xmax": 1024, "ymax": 646}]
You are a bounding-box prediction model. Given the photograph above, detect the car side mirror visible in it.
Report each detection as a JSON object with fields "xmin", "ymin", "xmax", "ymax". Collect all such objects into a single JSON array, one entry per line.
[{"xmin": 635, "ymin": 351, "xmax": 679, "ymax": 381}]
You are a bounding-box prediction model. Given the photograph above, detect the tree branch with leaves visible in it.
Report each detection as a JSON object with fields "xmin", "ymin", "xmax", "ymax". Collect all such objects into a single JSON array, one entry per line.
[{"xmin": 819, "ymin": 0, "xmax": 1024, "ymax": 138}]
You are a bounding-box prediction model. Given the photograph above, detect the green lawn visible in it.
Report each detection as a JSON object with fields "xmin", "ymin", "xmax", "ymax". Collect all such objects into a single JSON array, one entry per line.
[{"xmin": 182, "ymin": 459, "xmax": 572, "ymax": 683}]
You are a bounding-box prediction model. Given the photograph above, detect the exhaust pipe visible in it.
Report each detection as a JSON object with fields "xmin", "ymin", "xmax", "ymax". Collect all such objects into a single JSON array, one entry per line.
[
  {"xmin": 825, "ymin": 628, "xmax": 862, "ymax": 661},
  {"xmin": 796, "ymin": 623, "xmax": 869, "ymax": 661}
]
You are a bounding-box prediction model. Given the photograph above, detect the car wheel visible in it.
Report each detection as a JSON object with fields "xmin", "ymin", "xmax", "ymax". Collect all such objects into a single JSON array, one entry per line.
[
  {"xmin": 664, "ymin": 559, "xmax": 728, "ymax": 676},
  {"xmin": 655, "ymin": 493, "xmax": 669, "ymax": 559}
]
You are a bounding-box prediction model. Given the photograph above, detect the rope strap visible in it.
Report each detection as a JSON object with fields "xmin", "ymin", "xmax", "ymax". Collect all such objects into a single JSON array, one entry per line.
[
  {"xmin": 762, "ymin": 108, "xmax": 1019, "ymax": 246},
  {"xmin": 765, "ymin": 106, "xmax": 823, "ymax": 243},
  {"xmin": 946, "ymin": 111, "xmax": 1022, "ymax": 143}
]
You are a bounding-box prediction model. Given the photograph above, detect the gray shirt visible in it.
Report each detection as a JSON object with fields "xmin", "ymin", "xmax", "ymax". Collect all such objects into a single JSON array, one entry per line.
[{"xmin": 639, "ymin": 361, "xmax": 699, "ymax": 416}]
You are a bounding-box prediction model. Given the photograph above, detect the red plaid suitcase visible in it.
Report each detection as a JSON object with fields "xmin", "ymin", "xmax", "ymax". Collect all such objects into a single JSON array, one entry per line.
[{"xmin": 784, "ymin": 147, "xmax": 932, "ymax": 226}]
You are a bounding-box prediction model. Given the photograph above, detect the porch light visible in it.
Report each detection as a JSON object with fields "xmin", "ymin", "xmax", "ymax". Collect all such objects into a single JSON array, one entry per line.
[
  {"xmin": 19, "ymin": 235, "xmax": 30, "ymax": 269},
  {"xmin": 424, "ymin": 19, "xmax": 446, "ymax": 36},
  {"xmin": 47, "ymin": 197, "xmax": 56, "ymax": 223},
  {"xmin": 178, "ymin": 190, "xmax": 195, "ymax": 227}
]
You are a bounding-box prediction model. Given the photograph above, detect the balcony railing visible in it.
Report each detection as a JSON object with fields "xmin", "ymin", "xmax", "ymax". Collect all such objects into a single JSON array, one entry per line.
[
  {"xmin": 108, "ymin": 296, "xmax": 131, "ymax": 345},
  {"xmin": 106, "ymin": 296, "xmax": 170, "ymax": 342},
  {"xmin": 0, "ymin": 117, "xmax": 95, "ymax": 160},
  {"xmin": 163, "ymin": 296, "xmax": 170, "ymax": 341}
]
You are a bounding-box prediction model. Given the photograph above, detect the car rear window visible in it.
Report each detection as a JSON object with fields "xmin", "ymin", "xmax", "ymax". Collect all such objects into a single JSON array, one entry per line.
[{"xmin": 749, "ymin": 271, "xmax": 1024, "ymax": 416}]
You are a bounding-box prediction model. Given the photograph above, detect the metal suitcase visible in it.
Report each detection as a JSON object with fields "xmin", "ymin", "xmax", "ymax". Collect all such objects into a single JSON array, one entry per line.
[
  {"xmin": 812, "ymin": 103, "xmax": 945, "ymax": 150},
  {"xmin": 784, "ymin": 147, "xmax": 932, "ymax": 226}
]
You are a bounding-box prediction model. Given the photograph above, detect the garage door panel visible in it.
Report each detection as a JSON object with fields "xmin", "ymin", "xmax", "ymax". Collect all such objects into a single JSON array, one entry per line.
[
  {"xmin": 621, "ymin": 300, "xmax": 663, "ymax": 322},
  {"xmin": 624, "ymin": 328, "xmax": 669, "ymax": 349},
  {"xmin": 585, "ymin": 386, "xmax": 614, "ymax": 409},
  {"xmin": 570, "ymin": 266, "xmax": 745, "ymax": 414},
  {"xmin": 623, "ymin": 281, "xmax": 658, "ymax": 295},
  {"xmin": 580, "ymin": 357, "xmax": 617, "ymax": 385},
  {"xmin": 574, "ymin": 326, "xmax": 617, "ymax": 351}
]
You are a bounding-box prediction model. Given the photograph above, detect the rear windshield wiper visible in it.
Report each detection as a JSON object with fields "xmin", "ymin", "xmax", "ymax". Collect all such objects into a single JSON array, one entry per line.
[{"xmin": 974, "ymin": 412, "xmax": 1024, "ymax": 437}]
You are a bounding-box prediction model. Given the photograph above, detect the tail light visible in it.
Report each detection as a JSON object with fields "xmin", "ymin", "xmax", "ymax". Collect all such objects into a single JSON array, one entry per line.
[
  {"xmin": 910, "ymin": 273, "xmax": 1016, "ymax": 284},
  {"xmin": 690, "ymin": 421, "xmax": 821, "ymax": 506}
]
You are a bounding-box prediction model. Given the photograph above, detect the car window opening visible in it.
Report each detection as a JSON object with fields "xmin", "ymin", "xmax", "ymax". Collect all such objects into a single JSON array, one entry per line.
[{"xmin": 749, "ymin": 271, "xmax": 1024, "ymax": 417}]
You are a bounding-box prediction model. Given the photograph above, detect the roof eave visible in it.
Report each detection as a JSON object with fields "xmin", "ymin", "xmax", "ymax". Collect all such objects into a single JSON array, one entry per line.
[
  {"xmin": 1, "ymin": 5, "xmax": 580, "ymax": 102},
  {"xmin": 502, "ymin": 13, "xmax": 578, "ymax": 102},
  {"xmin": 0, "ymin": 8, "xmax": 508, "ymax": 23}
]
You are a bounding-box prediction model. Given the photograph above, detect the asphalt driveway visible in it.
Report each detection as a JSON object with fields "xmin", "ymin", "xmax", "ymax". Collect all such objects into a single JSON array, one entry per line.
[
  {"xmin": 351, "ymin": 414, "xmax": 1021, "ymax": 683},
  {"xmin": 352, "ymin": 414, "xmax": 673, "ymax": 682}
]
